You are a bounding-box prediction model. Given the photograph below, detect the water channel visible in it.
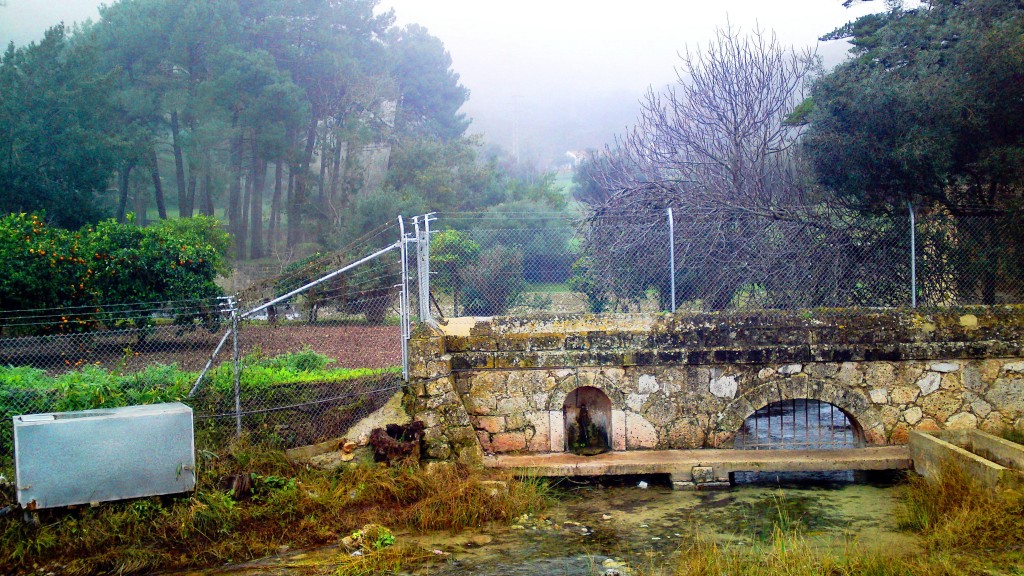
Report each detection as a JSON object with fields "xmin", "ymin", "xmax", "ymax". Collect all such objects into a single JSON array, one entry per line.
[
  {"xmin": 182, "ymin": 400, "xmax": 915, "ymax": 576},
  {"xmin": 181, "ymin": 476, "xmax": 912, "ymax": 576}
]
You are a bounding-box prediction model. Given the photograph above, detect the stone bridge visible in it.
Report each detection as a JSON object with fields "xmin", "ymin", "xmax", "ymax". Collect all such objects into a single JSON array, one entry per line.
[{"xmin": 404, "ymin": 307, "xmax": 1024, "ymax": 465}]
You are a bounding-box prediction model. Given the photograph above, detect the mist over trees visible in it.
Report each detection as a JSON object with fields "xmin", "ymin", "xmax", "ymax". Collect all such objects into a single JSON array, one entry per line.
[
  {"xmin": 0, "ymin": 0, "xmax": 563, "ymax": 264},
  {"xmin": 576, "ymin": 0, "xmax": 1024, "ymax": 310}
]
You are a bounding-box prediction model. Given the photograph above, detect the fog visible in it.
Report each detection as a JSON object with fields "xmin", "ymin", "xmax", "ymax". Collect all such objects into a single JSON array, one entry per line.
[{"xmin": 1, "ymin": 0, "xmax": 882, "ymax": 168}]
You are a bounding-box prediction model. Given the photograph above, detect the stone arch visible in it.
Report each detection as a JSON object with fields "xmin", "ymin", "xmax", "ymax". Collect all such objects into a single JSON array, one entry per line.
[
  {"xmin": 715, "ymin": 378, "xmax": 885, "ymax": 447},
  {"xmin": 548, "ymin": 368, "xmax": 628, "ymax": 410},
  {"xmin": 562, "ymin": 386, "xmax": 612, "ymax": 455},
  {"xmin": 734, "ymin": 399, "xmax": 865, "ymax": 449}
]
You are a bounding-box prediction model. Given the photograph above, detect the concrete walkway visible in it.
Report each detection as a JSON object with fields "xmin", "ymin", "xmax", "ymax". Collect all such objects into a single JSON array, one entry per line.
[{"xmin": 484, "ymin": 446, "xmax": 911, "ymax": 488}]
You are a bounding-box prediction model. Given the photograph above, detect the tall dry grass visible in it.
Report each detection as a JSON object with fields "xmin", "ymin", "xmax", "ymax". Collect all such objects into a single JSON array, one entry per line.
[
  {"xmin": 0, "ymin": 439, "xmax": 551, "ymax": 575},
  {"xmin": 895, "ymin": 462, "xmax": 1024, "ymax": 552}
]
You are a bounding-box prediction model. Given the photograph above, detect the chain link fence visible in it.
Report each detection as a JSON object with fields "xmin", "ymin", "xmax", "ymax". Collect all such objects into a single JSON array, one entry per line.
[
  {"xmin": 427, "ymin": 206, "xmax": 1023, "ymax": 318},
  {"xmin": 0, "ymin": 217, "xmax": 422, "ymax": 459},
  {"xmin": 3, "ymin": 206, "xmax": 1019, "ymax": 458}
]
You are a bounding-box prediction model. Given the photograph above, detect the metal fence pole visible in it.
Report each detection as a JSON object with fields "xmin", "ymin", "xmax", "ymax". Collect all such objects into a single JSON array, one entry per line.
[
  {"xmin": 908, "ymin": 200, "xmax": 917, "ymax": 308},
  {"xmin": 416, "ymin": 213, "xmax": 437, "ymax": 325},
  {"xmin": 668, "ymin": 207, "xmax": 676, "ymax": 313},
  {"xmin": 399, "ymin": 216, "xmax": 410, "ymax": 382},
  {"xmin": 230, "ymin": 296, "xmax": 241, "ymax": 436}
]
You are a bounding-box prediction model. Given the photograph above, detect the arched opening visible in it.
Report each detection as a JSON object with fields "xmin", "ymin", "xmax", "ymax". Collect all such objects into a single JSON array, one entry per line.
[
  {"xmin": 735, "ymin": 399, "xmax": 865, "ymax": 451},
  {"xmin": 563, "ymin": 386, "xmax": 612, "ymax": 455}
]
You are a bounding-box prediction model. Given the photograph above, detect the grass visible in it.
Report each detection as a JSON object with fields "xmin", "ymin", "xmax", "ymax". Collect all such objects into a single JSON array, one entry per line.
[
  {"xmin": 894, "ymin": 461, "xmax": 1024, "ymax": 552},
  {"xmin": 0, "ymin": 440, "xmax": 552, "ymax": 575},
  {"xmin": 998, "ymin": 424, "xmax": 1024, "ymax": 446},
  {"xmin": 524, "ymin": 281, "xmax": 572, "ymax": 294}
]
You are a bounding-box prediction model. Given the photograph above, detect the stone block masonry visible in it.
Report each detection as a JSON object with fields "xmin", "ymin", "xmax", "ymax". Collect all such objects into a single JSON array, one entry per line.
[{"xmin": 405, "ymin": 307, "xmax": 1024, "ymax": 460}]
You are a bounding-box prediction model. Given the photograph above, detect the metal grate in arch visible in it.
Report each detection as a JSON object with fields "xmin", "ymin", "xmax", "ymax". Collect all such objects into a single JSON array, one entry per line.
[{"xmin": 734, "ymin": 399, "xmax": 865, "ymax": 450}]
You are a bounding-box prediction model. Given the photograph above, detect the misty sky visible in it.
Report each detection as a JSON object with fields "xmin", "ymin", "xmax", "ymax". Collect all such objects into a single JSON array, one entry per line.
[{"xmin": 1, "ymin": 0, "xmax": 882, "ymax": 166}]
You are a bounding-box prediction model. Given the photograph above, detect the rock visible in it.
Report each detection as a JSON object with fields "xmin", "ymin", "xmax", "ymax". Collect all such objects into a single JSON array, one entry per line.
[
  {"xmin": 341, "ymin": 440, "xmax": 357, "ymax": 454},
  {"xmin": 929, "ymin": 362, "xmax": 960, "ymax": 373},
  {"xmin": 869, "ymin": 389, "xmax": 888, "ymax": 404},
  {"xmin": 638, "ymin": 374, "xmax": 660, "ymax": 393},
  {"xmin": 709, "ymin": 375, "xmax": 738, "ymax": 399},
  {"xmin": 917, "ymin": 372, "xmax": 941, "ymax": 396},
  {"xmin": 986, "ymin": 379, "xmax": 1024, "ymax": 414},
  {"xmin": 945, "ymin": 412, "xmax": 978, "ymax": 430},
  {"xmin": 469, "ymin": 534, "xmax": 493, "ymax": 546},
  {"xmin": 959, "ymin": 314, "xmax": 978, "ymax": 329},
  {"xmin": 602, "ymin": 513, "xmax": 613, "ymax": 520},
  {"xmin": 1004, "ymin": 362, "xmax": 1024, "ymax": 374},
  {"xmin": 890, "ymin": 386, "xmax": 920, "ymax": 405},
  {"xmin": 757, "ymin": 368, "xmax": 775, "ymax": 380},
  {"xmin": 778, "ymin": 364, "xmax": 803, "ymax": 375},
  {"xmin": 904, "ymin": 406, "xmax": 923, "ymax": 425}
]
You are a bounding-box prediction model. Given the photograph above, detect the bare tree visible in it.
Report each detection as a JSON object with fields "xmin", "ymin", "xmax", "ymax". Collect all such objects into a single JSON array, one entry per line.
[
  {"xmin": 578, "ymin": 26, "xmax": 907, "ymax": 311},
  {"xmin": 603, "ymin": 24, "xmax": 818, "ymax": 215}
]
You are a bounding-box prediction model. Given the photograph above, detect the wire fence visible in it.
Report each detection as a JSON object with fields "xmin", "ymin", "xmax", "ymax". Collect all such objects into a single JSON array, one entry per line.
[
  {"xmin": 0, "ymin": 217, "xmax": 420, "ymax": 458},
  {"xmin": 427, "ymin": 206, "xmax": 1024, "ymax": 318},
  {"xmin": 2, "ymin": 205, "xmax": 1020, "ymax": 458}
]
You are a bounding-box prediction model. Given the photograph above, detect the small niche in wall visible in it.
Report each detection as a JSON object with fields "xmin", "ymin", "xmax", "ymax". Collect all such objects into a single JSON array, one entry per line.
[{"xmin": 563, "ymin": 386, "xmax": 612, "ymax": 455}]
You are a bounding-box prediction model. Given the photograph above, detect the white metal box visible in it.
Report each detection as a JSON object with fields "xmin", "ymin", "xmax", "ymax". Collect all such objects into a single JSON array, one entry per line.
[{"xmin": 14, "ymin": 402, "xmax": 196, "ymax": 509}]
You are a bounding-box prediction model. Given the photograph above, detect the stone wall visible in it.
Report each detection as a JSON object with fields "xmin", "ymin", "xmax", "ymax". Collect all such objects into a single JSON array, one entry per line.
[{"xmin": 405, "ymin": 308, "xmax": 1024, "ymax": 460}]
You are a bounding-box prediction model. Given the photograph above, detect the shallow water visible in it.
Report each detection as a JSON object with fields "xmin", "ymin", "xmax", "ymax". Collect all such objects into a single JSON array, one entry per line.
[{"xmin": 183, "ymin": 475, "xmax": 917, "ymax": 576}]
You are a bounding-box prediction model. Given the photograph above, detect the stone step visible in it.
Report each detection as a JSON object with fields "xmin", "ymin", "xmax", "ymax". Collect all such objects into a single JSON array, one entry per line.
[{"xmin": 484, "ymin": 446, "xmax": 911, "ymax": 488}]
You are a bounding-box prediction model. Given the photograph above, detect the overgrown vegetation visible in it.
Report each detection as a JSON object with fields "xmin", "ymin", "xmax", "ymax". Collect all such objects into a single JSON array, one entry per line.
[
  {"xmin": 0, "ymin": 213, "xmax": 230, "ymax": 334},
  {"xmin": 0, "ymin": 441, "xmax": 551, "ymax": 575},
  {"xmin": 0, "ymin": 349, "xmax": 397, "ymax": 455}
]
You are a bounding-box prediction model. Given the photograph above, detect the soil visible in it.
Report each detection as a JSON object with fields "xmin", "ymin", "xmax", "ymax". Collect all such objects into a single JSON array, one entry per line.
[
  {"xmin": 238, "ymin": 324, "xmax": 402, "ymax": 369},
  {"xmin": 0, "ymin": 323, "xmax": 403, "ymax": 374}
]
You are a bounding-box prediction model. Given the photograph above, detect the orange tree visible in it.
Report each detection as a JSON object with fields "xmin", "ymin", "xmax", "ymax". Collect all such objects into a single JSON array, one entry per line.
[{"xmin": 0, "ymin": 213, "xmax": 230, "ymax": 334}]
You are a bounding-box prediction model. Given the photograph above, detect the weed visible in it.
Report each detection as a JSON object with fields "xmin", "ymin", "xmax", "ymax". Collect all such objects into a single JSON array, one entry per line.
[
  {"xmin": 998, "ymin": 424, "xmax": 1024, "ymax": 445},
  {"xmin": 0, "ymin": 445, "xmax": 551, "ymax": 575},
  {"xmin": 895, "ymin": 463, "xmax": 1024, "ymax": 551}
]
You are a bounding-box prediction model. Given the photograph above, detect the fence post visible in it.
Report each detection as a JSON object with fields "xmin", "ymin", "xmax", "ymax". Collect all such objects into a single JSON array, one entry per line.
[
  {"xmin": 398, "ymin": 216, "xmax": 410, "ymax": 382},
  {"xmin": 908, "ymin": 200, "xmax": 917, "ymax": 308},
  {"xmin": 416, "ymin": 213, "xmax": 436, "ymax": 325},
  {"xmin": 668, "ymin": 207, "xmax": 676, "ymax": 313},
  {"xmin": 230, "ymin": 296, "xmax": 241, "ymax": 436}
]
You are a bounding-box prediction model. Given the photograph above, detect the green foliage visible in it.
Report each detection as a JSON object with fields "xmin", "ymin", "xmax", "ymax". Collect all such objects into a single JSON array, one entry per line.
[
  {"xmin": 430, "ymin": 229, "xmax": 480, "ymax": 316},
  {"xmin": 568, "ymin": 256, "xmax": 611, "ymax": 313},
  {"xmin": 387, "ymin": 24, "xmax": 470, "ymax": 141},
  {"xmin": 461, "ymin": 245, "xmax": 526, "ymax": 316},
  {"xmin": 0, "ymin": 213, "xmax": 93, "ymax": 315},
  {"xmin": 804, "ymin": 0, "xmax": 1024, "ymax": 304},
  {"xmin": 87, "ymin": 216, "xmax": 229, "ymax": 312},
  {"xmin": 0, "ymin": 354, "xmax": 398, "ymax": 455},
  {"xmin": 258, "ymin": 348, "xmax": 334, "ymax": 373},
  {"xmin": 806, "ymin": 0, "xmax": 1024, "ymax": 213},
  {"xmin": 0, "ymin": 26, "xmax": 126, "ymax": 228},
  {"xmin": 0, "ymin": 213, "xmax": 229, "ymax": 333}
]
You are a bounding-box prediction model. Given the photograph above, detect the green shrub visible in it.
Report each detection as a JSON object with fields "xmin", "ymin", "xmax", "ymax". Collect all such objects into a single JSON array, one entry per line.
[
  {"xmin": 568, "ymin": 256, "xmax": 610, "ymax": 313},
  {"xmin": 461, "ymin": 245, "xmax": 525, "ymax": 316}
]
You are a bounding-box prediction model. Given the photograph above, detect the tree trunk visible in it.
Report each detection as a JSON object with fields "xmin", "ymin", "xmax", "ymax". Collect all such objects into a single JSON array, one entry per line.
[
  {"xmin": 149, "ymin": 145, "xmax": 168, "ymax": 219},
  {"xmin": 228, "ymin": 129, "xmax": 244, "ymax": 255},
  {"xmin": 269, "ymin": 160, "xmax": 283, "ymax": 251},
  {"xmin": 186, "ymin": 166, "xmax": 198, "ymax": 217},
  {"xmin": 318, "ymin": 137, "xmax": 329, "ymax": 205},
  {"xmin": 170, "ymin": 111, "xmax": 189, "ymax": 217},
  {"xmin": 250, "ymin": 154, "xmax": 266, "ymax": 259},
  {"xmin": 288, "ymin": 116, "xmax": 318, "ymax": 248},
  {"xmin": 116, "ymin": 162, "xmax": 134, "ymax": 223},
  {"xmin": 239, "ymin": 169, "xmax": 251, "ymax": 260},
  {"xmin": 201, "ymin": 167, "xmax": 215, "ymax": 216},
  {"xmin": 134, "ymin": 170, "xmax": 148, "ymax": 226}
]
